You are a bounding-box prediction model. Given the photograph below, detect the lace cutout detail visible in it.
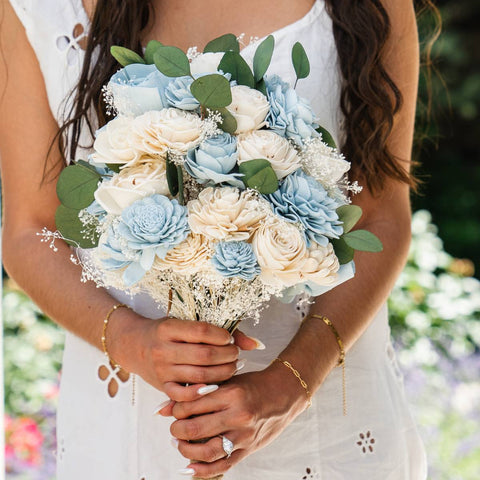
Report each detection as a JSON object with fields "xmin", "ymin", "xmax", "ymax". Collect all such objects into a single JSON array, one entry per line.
[
  {"xmin": 356, "ymin": 431, "xmax": 376, "ymax": 454},
  {"xmin": 97, "ymin": 363, "xmax": 130, "ymax": 398},
  {"xmin": 56, "ymin": 23, "xmax": 88, "ymax": 66},
  {"xmin": 300, "ymin": 466, "xmax": 320, "ymax": 479}
]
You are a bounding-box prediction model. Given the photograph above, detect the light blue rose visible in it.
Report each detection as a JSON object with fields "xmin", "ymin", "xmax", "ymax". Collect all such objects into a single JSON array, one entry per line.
[
  {"xmin": 265, "ymin": 170, "xmax": 343, "ymax": 247},
  {"xmin": 165, "ymin": 76, "xmax": 200, "ymax": 111},
  {"xmin": 264, "ymin": 74, "xmax": 319, "ymax": 146},
  {"xmin": 184, "ymin": 133, "xmax": 244, "ymax": 188},
  {"xmin": 101, "ymin": 194, "xmax": 190, "ymax": 285},
  {"xmin": 211, "ymin": 241, "xmax": 261, "ymax": 280},
  {"xmin": 108, "ymin": 64, "xmax": 170, "ymax": 116}
]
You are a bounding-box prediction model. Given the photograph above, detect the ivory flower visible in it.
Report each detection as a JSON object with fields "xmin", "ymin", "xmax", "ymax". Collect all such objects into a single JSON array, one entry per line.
[
  {"xmin": 132, "ymin": 108, "xmax": 204, "ymax": 155},
  {"xmin": 302, "ymin": 242, "xmax": 340, "ymax": 286},
  {"xmin": 237, "ymin": 130, "xmax": 302, "ymax": 179},
  {"xmin": 226, "ymin": 85, "xmax": 270, "ymax": 134},
  {"xmin": 187, "ymin": 187, "xmax": 267, "ymax": 241},
  {"xmin": 190, "ymin": 52, "xmax": 224, "ymax": 75},
  {"xmin": 94, "ymin": 159, "xmax": 170, "ymax": 215}
]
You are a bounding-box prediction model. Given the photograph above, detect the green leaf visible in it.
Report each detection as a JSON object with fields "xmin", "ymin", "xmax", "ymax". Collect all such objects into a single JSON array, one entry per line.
[
  {"xmin": 291, "ymin": 42, "xmax": 310, "ymax": 80},
  {"xmin": 154, "ymin": 46, "xmax": 191, "ymax": 77},
  {"xmin": 336, "ymin": 205, "xmax": 363, "ymax": 234},
  {"xmin": 106, "ymin": 163, "xmax": 122, "ymax": 173},
  {"xmin": 316, "ymin": 126, "xmax": 337, "ymax": 149},
  {"xmin": 177, "ymin": 165, "xmax": 185, "ymax": 205},
  {"xmin": 332, "ymin": 237, "xmax": 355, "ymax": 265},
  {"xmin": 343, "ymin": 230, "xmax": 383, "ymax": 252},
  {"xmin": 256, "ymin": 78, "xmax": 267, "ymax": 96},
  {"xmin": 190, "ymin": 74, "xmax": 232, "ymax": 109},
  {"xmin": 253, "ymin": 35, "xmax": 274, "ymax": 82},
  {"xmin": 144, "ymin": 40, "xmax": 163, "ymax": 64},
  {"xmin": 218, "ymin": 51, "xmax": 255, "ymax": 88},
  {"xmin": 239, "ymin": 159, "xmax": 278, "ymax": 194},
  {"xmin": 56, "ymin": 165, "xmax": 101, "ymax": 210},
  {"xmin": 204, "ymin": 33, "xmax": 240, "ymax": 53},
  {"xmin": 55, "ymin": 205, "xmax": 99, "ymax": 249},
  {"xmin": 212, "ymin": 107, "xmax": 237, "ymax": 134},
  {"xmin": 110, "ymin": 46, "xmax": 145, "ymax": 67},
  {"xmin": 166, "ymin": 154, "xmax": 179, "ymax": 197}
]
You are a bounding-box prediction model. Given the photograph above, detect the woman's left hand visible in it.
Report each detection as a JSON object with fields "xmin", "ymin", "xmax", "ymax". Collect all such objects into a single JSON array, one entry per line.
[{"xmin": 169, "ymin": 363, "xmax": 309, "ymax": 478}]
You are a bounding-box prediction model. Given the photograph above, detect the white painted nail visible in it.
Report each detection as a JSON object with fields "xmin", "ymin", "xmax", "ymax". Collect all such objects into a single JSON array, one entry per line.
[
  {"xmin": 197, "ymin": 384, "xmax": 219, "ymax": 395},
  {"xmin": 170, "ymin": 437, "xmax": 179, "ymax": 449},
  {"xmin": 229, "ymin": 335, "xmax": 235, "ymax": 344},
  {"xmin": 248, "ymin": 336, "xmax": 266, "ymax": 350},
  {"xmin": 153, "ymin": 399, "xmax": 171, "ymax": 415},
  {"xmin": 235, "ymin": 359, "xmax": 247, "ymax": 373},
  {"xmin": 178, "ymin": 467, "xmax": 195, "ymax": 475}
]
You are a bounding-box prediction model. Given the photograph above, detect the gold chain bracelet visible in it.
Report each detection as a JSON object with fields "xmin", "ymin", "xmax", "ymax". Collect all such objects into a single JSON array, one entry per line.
[
  {"xmin": 307, "ymin": 314, "xmax": 347, "ymax": 416},
  {"xmin": 274, "ymin": 357, "xmax": 312, "ymax": 409},
  {"xmin": 101, "ymin": 303, "xmax": 130, "ymax": 371}
]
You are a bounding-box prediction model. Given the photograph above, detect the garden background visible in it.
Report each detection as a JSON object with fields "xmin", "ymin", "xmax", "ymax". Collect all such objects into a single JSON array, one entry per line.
[{"xmin": 3, "ymin": 1, "xmax": 480, "ymax": 478}]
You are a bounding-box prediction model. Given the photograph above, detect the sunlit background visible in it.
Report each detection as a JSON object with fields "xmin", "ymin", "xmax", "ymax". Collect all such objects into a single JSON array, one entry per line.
[{"xmin": 3, "ymin": 1, "xmax": 480, "ymax": 478}]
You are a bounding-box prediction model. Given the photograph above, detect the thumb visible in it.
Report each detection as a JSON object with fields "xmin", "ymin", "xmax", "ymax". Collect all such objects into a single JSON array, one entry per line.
[{"xmin": 233, "ymin": 330, "xmax": 266, "ymax": 351}]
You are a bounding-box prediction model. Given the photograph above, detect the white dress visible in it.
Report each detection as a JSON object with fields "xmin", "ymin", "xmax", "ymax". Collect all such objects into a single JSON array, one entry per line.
[{"xmin": 9, "ymin": 1, "xmax": 428, "ymax": 478}]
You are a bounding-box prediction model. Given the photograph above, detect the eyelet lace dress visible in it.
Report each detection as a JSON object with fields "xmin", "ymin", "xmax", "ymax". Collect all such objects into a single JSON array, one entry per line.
[{"xmin": 9, "ymin": 0, "xmax": 428, "ymax": 478}]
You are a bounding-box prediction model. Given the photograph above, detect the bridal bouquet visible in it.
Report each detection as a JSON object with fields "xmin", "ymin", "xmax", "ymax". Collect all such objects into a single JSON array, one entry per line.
[{"xmin": 50, "ymin": 34, "xmax": 382, "ymax": 332}]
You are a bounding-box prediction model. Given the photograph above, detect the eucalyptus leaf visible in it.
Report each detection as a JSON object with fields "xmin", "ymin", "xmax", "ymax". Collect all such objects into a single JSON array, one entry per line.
[
  {"xmin": 56, "ymin": 165, "xmax": 101, "ymax": 210},
  {"xmin": 55, "ymin": 205, "xmax": 99, "ymax": 249},
  {"xmin": 204, "ymin": 33, "xmax": 240, "ymax": 53},
  {"xmin": 238, "ymin": 159, "xmax": 271, "ymax": 178},
  {"xmin": 337, "ymin": 205, "xmax": 363, "ymax": 234},
  {"xmin": 106, "ymin": 163, "xmax": 122, "ymax": 173},
  {"xmin": 343, "ymin": 230, "xmax": 383, "ymax": 252},
  {"xmin": 218, "ymin": 51, "xmax": 255, "ymax": 88},
  {"xmin": 256, "ymin": 78, "xmax": 267, "ymax": 96},
  {"xmin": 144, "ymin": 40, "xmax": 163, "ymax": 64},
  {"xmin": 291, "ymin": 42, "xmax": 310, "ymax": 81},
  {"xmin": 239, "ymin": 159, "xmax": 278, "ymax": 194},
  {"xmin": 154, "ymin": 46, "xmax": 191, "ymax": 77},
  {"xmin": 166, "ymin": 154, "xmax": 179, "ymax": 197},
  {"xmin": 332, "ymin": 237, "xmax": 355, "ymax": 265},
  {"xmin": 253, "ymin": 35, "xmax": 274, "ymax": 82},
  {"xmin": 110, "ymin": 46, "xmax": 145, "ymax": 67},
  {"xmin": 212, "ymin": 107, "xmax": 237, "ymax": 134},
  {"xmin": 177, "ymin": 165, "xmax": 185, "ymax": 205},
  {"xmin": 316, "ymin": 126, "xmax": 337, "ymax": 149},
  {"xmin": 190, "ymin": 74, "xmax": 232, "ymax": 109}
]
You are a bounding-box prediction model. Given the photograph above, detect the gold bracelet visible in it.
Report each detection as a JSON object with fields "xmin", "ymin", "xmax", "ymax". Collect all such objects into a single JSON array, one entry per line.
[
  {"xmin": 101, "ymin": 303, "xmax": 130, "ymax": 371},
  {"xmin": 307, "ymin": 314, "xmax": 347, "ymax": 416},
  {"xmin": 274, "ymin": 357, "xmax": 312, "ymax": 409}
]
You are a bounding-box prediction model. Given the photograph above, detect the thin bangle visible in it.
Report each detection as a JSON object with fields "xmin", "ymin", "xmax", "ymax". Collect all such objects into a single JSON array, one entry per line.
[
  {"xmin": 273, "ymin": 357, "xmax": 312, "ymax": 409},
  {"xmin": 101, "ymin": 303, "xmax": 130, "ymax": 372}
]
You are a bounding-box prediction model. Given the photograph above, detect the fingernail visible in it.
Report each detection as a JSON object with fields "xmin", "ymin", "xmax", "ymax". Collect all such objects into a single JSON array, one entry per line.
[
  {"xmin": 197, "ymin": 384, "xmax": 219, "ymax": 395},
  {"xmin": 179, "ymin": 467, "xmax": 195, "ymax": 475},
  {"xmin": 248, "ymin": 335, "xmax": 266, "ymax": 350},
  {"xmin": 235, "ymin": 359, "xmax": 247, "ymax": 373},
  {"xmin": 229, "ymin": 335, "xmax": 235, "ymax": 344},
  {"xmin": 153, "ymin": 399, "xmax": 171, "ymax": 415},
  {"xmin": 170, "ymin": 437, "xmax": 179, "ymax": 449}
]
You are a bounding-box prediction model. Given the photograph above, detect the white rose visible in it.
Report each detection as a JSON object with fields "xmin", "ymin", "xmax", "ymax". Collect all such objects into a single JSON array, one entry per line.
[
  {"xmin": 132, "ymin": 108, "xmax": 204, "ymax": 155},
  {"xmin": 302, "ymin": 242, "xmax": 339, "ymax": 286},
  {"xmin": 190, "ymin": 52, "xmax": 224, "ymax": 75},
  {"xmin": 226, "ymin": 85, "xmax": 270, "ymax": 134},
  {"xmin": 237, "ymin": 130, "xmax": 302, "ymax": 179},
  {"xmin": 188, "ymin": 187, "xmax": 267, "ymax": 241},
  {"xmin": 155, "ymin": 233, "xmax": 212, "ymax": 274},
  {"xmin": 94, "ymin": 159, "xmax": 170, "ymax": 215},
  {"xmin": 91, "ymin": 116, "xmax": 139, "ymax": 166}
]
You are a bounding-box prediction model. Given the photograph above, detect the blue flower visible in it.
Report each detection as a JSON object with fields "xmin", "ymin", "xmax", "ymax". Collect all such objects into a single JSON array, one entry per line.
[
  {"xmin": 165, "ymin": 76, "xmax": 200, "ymax": 111},
  {"xmin": 211, "ymin": 241, "xmax": 261, "ymax": 280},
  {"xmin": 101, "ymin": 194, "xmax": 190, "ymax": 285},
  {"xmin": 108, "ymin": 64, "xmax": 170, "ymax": 116},
  {"xmin": 184, "ymin": 133, "xmax": 244, "ymax": 188},
  {"xmin": 264, "ymin": 74, "xmax": 319, "ymax": 146},
  {"xmin": 265, "ymin": 170, "xmax": 343, "ymax": 247}
]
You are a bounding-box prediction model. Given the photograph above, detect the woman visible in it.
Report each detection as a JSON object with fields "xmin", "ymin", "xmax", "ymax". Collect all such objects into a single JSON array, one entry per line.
[{"xmin": 1, "ymin": 0, "xmax": 431, "ymax": 478}]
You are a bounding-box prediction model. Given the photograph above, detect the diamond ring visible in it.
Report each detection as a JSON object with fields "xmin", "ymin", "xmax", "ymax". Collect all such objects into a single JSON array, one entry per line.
[{"xmin": 221, "ymin": 435, "xmax": 234, "ymax": 458}]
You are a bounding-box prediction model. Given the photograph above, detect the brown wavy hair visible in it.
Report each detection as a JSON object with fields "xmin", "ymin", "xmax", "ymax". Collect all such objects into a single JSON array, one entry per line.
[{"xmin": 54, "ymin": 0, "xmax": 440, "ymax": 193}]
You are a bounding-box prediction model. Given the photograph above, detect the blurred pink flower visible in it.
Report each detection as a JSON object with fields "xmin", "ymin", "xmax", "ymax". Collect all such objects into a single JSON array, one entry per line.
[{"xmin": 4, "ymin": 415, "xmax": 44, "ymax": 466}]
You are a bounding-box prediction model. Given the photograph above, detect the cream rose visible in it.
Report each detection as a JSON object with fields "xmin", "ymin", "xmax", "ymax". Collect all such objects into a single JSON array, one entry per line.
[
  {"xmin": 94, "ymin": 159, "xmax": 170, "ymax": 215},
  {"xmin": 226, "ymin": 85, "xmax": 270, "ymax": 134},
  {"xmin": 188, "ymin": 187, "xmax": 267, "ymax": 241},
  {"xmin": 252, "ymin": 218, "xmax": 309, "ymax": 287},
  {"xmin": 155, "ymin": 233, "xmax": 212, "ymax": 275},
  {"xmin": 91, "ymin": 116, "xmax": 139, "ymax": 166},
  {"xmin": 237, "ymin": 130, "xmax": 302, "ymax": 179},
  {"xmin": 190, "ymin": 52, "xmax": 224, "ymax": 75},
  {"xmin": 132, "ymin": 108, "xmax": 204, "ymax": 155},
  {"xmin": 302, "ymin": 242, "xmax": 340, "ymax": 286}
]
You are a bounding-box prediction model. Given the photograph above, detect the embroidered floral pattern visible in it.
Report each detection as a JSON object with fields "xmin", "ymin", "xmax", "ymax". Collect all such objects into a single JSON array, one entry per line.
[
  {"xmin": 356, "ymin": 431, "xmax": 375, "ymax": 454},
  {"xmin": 97, "ymin": 363, "xmax": 130, "ymax": 398},
  {"xmin": 56, "ymin": 23, "xmax": 88, "ymax": 66}
]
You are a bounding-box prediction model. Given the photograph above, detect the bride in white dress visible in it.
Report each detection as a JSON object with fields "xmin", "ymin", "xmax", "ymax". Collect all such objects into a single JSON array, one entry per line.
[{"xmin": 1, "ymin": 0, "xmax": 429, "ymax": 478}]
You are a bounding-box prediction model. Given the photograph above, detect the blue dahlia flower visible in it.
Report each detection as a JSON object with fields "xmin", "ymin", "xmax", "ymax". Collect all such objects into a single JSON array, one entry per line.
[
  {"xmin": 165, "ymin": 76, "xmax": 200, "ymax": 111},
  {"xmin": 101, "ymin": 194, "xmax": 189, "ymax": 285},
  {"xmin": 211, "ymin": 241, "xmax": 261, "ymax": 280},
  {"xmin": 265, "ymin": 170, "xmax": 343, "ymax": 247},
  {"xmin": 184, "ymin": 133, "xmax": 244, "ymax": 188},
  {"xmin": 264, "ymin": 74, "xmax": 319, "ymax": 146}
]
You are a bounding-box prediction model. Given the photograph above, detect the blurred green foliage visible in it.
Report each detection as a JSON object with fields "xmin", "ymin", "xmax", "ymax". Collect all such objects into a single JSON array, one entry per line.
[{"xmin": 413, "ymin": 0, "xmax": 480, "ymax": 276}]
